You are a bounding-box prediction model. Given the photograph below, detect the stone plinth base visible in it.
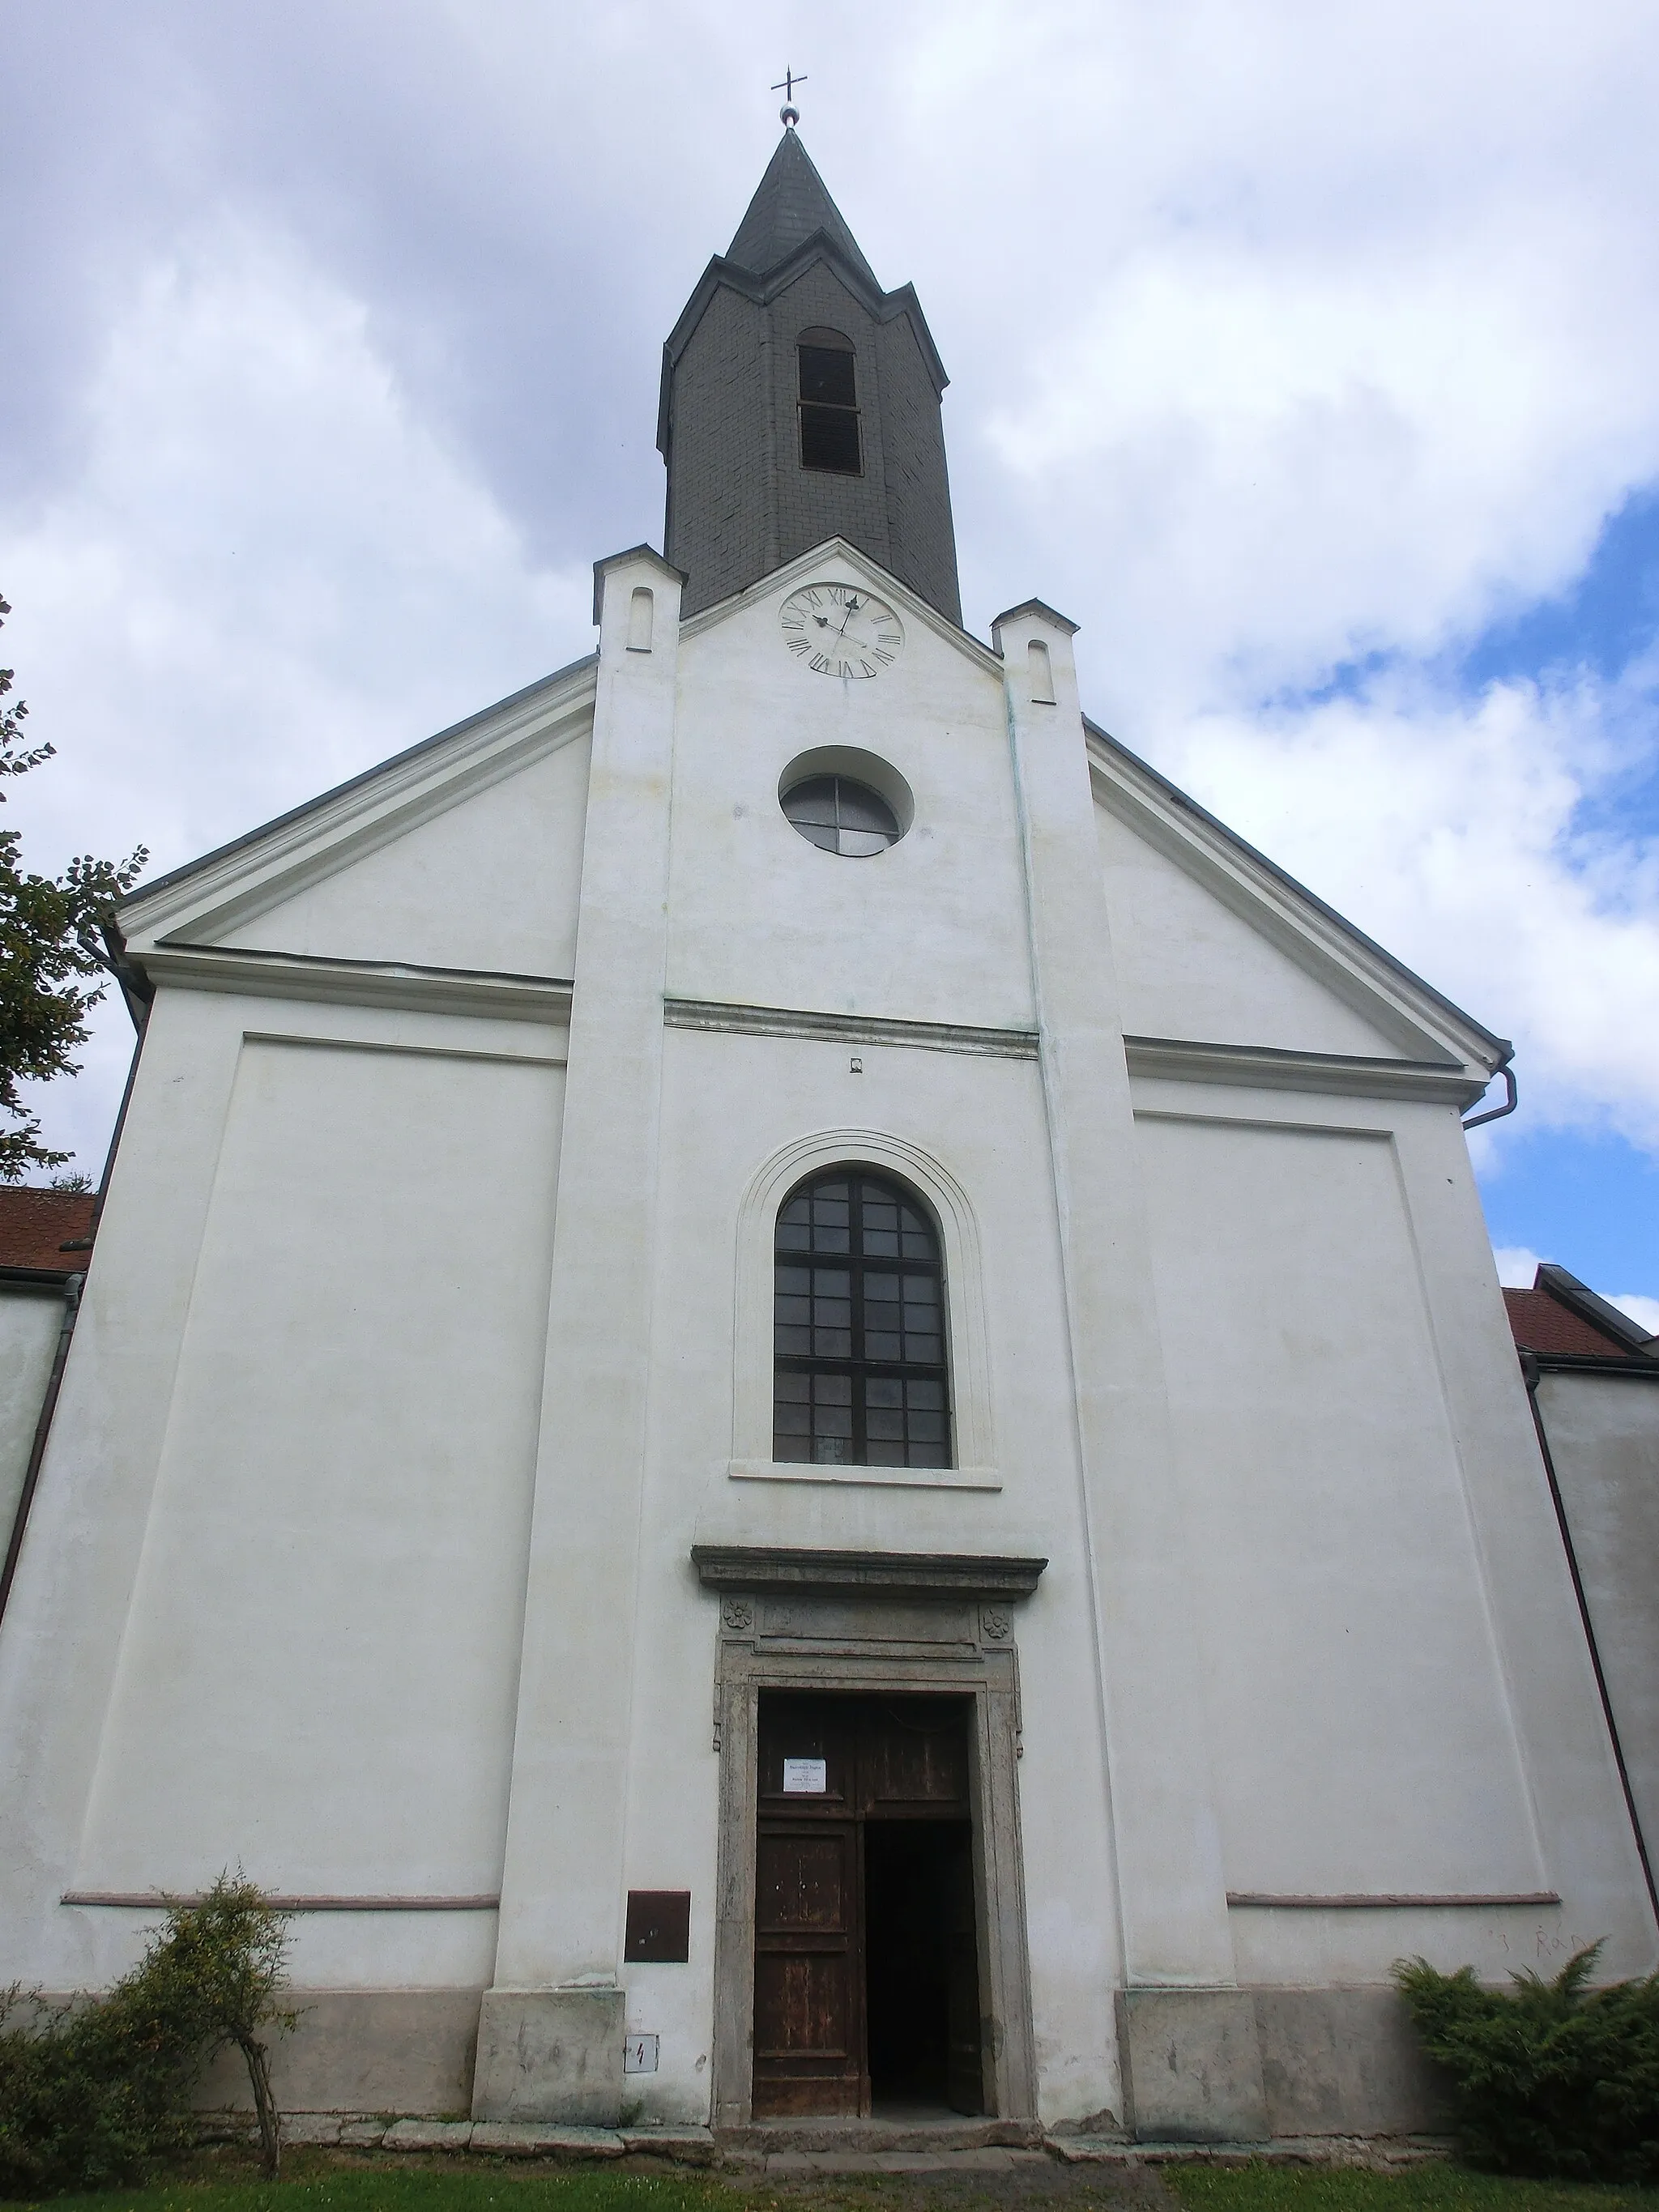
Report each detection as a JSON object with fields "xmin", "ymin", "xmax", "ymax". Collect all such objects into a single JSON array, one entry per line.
[
  {"xmin": 194, "ymin": 1988, "xmax": 482, "ymax": 2116},
  {"xmin": 1116, "ymin": 1988, "xmax": 1269, "ymax": 2142},
  {"xmin": 471, "ymin": 1988, "xmax": 625, "ymax": 2124},
  {"xmin": 1115, "ymin": 1985, "xmax": 1448, "ymax": 2142}
]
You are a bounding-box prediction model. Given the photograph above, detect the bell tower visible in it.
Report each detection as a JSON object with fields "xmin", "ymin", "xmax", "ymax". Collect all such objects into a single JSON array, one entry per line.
[{"xmin": 657, "ymin": 127, "xmax": 962, "ymax": 624}]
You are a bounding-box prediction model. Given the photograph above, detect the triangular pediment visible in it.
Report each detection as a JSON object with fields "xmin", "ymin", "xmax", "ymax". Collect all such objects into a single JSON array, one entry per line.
[
  {"xmin": 1088, "ymin": 723, "xmax": 1510, "ymax": 1085},
  {"xmin": 676, "ymin": 536, "xmax": 1000, "ymax": 678},
  {"xmin": 117, "ymin": 654, "xmax": 597, "ymax": 995}
]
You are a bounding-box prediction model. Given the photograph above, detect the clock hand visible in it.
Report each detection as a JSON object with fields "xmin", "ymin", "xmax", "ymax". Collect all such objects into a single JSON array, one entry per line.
[{"xmin": 835, "ymin": 595, "xmax": 861, "ymax": 640}]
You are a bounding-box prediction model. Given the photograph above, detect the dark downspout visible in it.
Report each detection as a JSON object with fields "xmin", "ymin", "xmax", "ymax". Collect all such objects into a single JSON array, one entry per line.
[
  {"xmin": 0, "ymin": 1272, "xmax": 84, "ymax": 1632},
  {"xmin": 1463, "ymin": 1061, "xmax": 1518, "ymax": 1131},
  {"xmin": 1520, "ymin": 1349, "xmax": 1659, "ymax": 1923}
]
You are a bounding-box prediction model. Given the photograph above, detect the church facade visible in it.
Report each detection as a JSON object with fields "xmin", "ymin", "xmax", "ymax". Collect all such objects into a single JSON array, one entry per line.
[{"xmin": 1, "ymin": 130, "xmax": 1653, "ymax": 2142}]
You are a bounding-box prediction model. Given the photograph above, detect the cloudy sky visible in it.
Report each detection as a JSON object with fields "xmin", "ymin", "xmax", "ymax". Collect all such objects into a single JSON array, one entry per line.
[{"xmin": 4, "ymin": 0, "xmax": 1657, "ymax": 1326}]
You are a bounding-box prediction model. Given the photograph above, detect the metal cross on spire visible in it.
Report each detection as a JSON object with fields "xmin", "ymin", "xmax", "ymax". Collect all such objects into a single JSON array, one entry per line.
[{"xmin": 771, "ymin": 66, "xmax": 807, "ymax": 127}]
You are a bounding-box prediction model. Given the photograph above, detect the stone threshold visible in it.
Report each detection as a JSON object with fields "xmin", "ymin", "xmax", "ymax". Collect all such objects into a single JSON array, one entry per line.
[{"xmin": 723, "ymin": 2116, "xmax": 1043, "ymax": 2153}]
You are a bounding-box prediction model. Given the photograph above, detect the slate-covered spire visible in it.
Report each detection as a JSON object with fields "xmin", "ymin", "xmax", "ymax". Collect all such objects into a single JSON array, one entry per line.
[
  {"xmin": 658, "ymin": 133, "xmax": 961, "ymax": 624},
  {"xmin": 725, "ymin": 130, "xmax": 881, "ymax": 291}
]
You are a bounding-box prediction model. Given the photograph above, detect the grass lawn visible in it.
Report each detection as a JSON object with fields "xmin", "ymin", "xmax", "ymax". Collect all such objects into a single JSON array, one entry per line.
[
  {"xmin": 1163, "ymin": 2167, "xmax": 1653, "ymax": 2212},
  {"xmin": 6, "ymin": 2157, "xmax": 1653, "ymax": 2212},
  {"xmin": 5, "ymin": 2171, "xmax": 736, "ymax": 2212}
]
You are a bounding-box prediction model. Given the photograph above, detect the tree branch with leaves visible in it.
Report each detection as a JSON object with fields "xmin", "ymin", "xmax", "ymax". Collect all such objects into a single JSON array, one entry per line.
[{"xmin": 0, "ymin": 595, "xmax": 147, "ymax": 1181}]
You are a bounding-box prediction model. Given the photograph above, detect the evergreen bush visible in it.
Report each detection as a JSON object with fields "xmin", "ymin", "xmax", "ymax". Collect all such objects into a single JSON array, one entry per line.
[
  {"xmin": 0, "ymin": 1873, "xmax": 293, "ymax": 2197},
  {"xmin": 1394, "ymin": 1941, "xmax": 1659, "ymax": 2180}
]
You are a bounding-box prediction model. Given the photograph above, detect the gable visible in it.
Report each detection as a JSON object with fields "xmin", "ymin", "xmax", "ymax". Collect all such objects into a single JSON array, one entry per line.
[
  {"xmin": 1087, "ymin": 726, "xmax": 1508, "ymax": 1080},
  {"xmin": 221, "ymin": 731, "xmax": 591, "ymax": 978},
  {"xmin": 669, "ymin": 542, "xmax": 1034, "ymax": 1032},
  {"xmin": 117, "ymin": 656, "xmax": 597, "ymax": 996},
  {"xmin": 1097, "ymin": 801, "xmax": 1405, "ymax": 1057}
]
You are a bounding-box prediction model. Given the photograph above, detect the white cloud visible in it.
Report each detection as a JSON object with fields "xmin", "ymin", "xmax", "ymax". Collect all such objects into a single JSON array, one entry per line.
[
  {"xmin": 1608, "ymin": 1293, "xmax": 1659, "ymax": 1337},
  {"xmin": 5, "ymin": 0, "xmax": 1659, "ymax": 1179},
  {"xmin": 1154, "ymin": 664, "xmax": 1659, "ymax": 1150},
  {"xmin": 1493, "ymin": 1247, "xmax": 1543, "ymax": 1289},
  {"xmin": 1, "ymin": 215, "xmax": 590, "ymax": 1166}
]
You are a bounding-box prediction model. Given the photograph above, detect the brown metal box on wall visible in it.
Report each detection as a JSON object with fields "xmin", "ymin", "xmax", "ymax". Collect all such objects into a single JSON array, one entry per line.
[{"xmin": 625, "ymin": 1890, "xmax": 692, "ymax": 1963}]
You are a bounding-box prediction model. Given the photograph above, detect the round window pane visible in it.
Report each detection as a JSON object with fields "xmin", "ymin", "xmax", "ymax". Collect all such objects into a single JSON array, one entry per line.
[{"xmin": 781, "ymin": 774, "xmax": 902, "ymax": 858}]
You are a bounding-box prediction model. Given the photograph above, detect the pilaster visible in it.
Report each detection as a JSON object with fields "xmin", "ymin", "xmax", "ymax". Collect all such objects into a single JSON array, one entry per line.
[
  {"xmin": 479, "ymin": 548, "xmax": 684, "ymax": 2120},
  {"xmin": 995, "ymin": 601, "xmax": 1263, "ymax": 2138}
]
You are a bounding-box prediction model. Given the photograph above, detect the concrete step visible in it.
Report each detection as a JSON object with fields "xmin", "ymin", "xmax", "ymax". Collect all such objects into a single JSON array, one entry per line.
[
  {"xmin": 757, "ymin": 2149, "xmax": 1054, "ymax": 2176},
  {"xmin": 721, "ymin": 2117, "xmax": 1045, "ymax": 2154}
]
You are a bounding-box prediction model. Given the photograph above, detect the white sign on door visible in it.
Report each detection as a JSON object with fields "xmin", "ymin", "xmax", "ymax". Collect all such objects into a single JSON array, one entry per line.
[
  {"xmin": 783, "ymin": 1757, "xmax": 828, "ymax": 1794},
  {"xmin": 624, "ymin": 2034, "xmax": 659, "ymax": 2074}
]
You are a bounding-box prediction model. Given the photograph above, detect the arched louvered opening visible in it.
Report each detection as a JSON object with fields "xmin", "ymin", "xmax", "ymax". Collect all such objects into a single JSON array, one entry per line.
[{"xmin": 797, "ymin": 328, "xmax": 862, "ymax": 475}]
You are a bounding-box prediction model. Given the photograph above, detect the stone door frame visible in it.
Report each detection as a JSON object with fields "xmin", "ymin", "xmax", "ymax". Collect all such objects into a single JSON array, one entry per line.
[{"xmin": 695, "ymin": 1546, "xmax": 1043, "ymax": 2129}]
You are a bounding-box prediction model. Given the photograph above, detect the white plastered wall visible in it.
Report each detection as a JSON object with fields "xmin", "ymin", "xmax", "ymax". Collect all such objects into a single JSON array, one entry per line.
[
  {"xmin": 220, "ymin": 731, "xmax": 591, "ymax": 976},
  {"xmin": 1133, "ymin": 1076, "xmax": 1657, "ymax": 1984},
  {"xmin": 0, "ymin": 985, "xmax": 569, "ymax": 1993},
  {"xmin": 1097, "ymin": 803, "xmax": 1404, "ymax": 1056},
  {"xmin": 625, "ymin": 1022, "xmax": 1121, "ymax": 2128},
  {"xmin": 667, "ymin": 576, "xmax": 1033, "ymax": 1030},
  {"xmin": 0, "ymin": 1289, "xmax": 63, "ymax": 1552},
  {"xmin": 1535, "ymin": 1370, "xmax": 1659, "ymax": 1871}
]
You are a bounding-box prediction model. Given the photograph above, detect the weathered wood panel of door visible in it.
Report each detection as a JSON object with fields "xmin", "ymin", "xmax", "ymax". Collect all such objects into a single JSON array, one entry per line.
[
  {"xmin": 752, "ymin": 1822, "xmax": 867, "ymax": 2115},
  {"xmin": 859, "ymin": 1697, "xmax": 970, "ymax": 1816}
]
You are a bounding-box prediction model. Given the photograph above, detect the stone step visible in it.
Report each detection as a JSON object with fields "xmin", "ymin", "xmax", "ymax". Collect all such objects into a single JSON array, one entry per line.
[
  {"xmin": 757, "ymin": 2148, "xmax": 1054, "ymax": 2176},
  {"xmin": 720, "ymin": 2117, "xmax": 1044, "ymax": 2154}
]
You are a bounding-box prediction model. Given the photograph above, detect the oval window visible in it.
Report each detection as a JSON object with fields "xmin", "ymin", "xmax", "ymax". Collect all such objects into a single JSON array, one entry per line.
[{"xmin": 781, "ymin": 774, "xmax": 902, "ymax": 859}]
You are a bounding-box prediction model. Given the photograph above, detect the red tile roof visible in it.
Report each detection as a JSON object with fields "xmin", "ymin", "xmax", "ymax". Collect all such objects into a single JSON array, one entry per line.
[
  {"xmin": 0, "ymin": 1188, "xmax": 96, "ymax": 1273},
  {"xmin": 1503, "ymin": 1285, "xmax": 1640, "ymax": 1360}
]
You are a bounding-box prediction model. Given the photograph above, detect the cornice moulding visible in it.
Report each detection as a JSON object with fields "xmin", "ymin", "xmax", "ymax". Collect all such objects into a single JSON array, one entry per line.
[
  {"xmin": 1529, "ymin": 1353, "xmax": 1659, "ymax": 1380},
  {"xmin": 690, "ymin": 1545, "xmax": 1047, "ymax": 1602},
  {"xmin": 63, "ymin": 1891, "xmax": 499, "ymax": 1912},
  {"xmin": 664, "ymin": 996, "xmax": 1037, "ymax": 1059},
  {"xmin": 1125, "ymin": 1034, "xmax": 1487, "ymax": 1106},
  {"xmin": 659, "ymin": 247, "xmax": 947, "ymax": 416},
  {"xmin": 727, "ymin": 1457, "xmax": 1001, "ymax": 1492},
  {"xmin": 1226, "ymin": 1891, "xmax": 1560, "ymax": 1911},
  {"xmin": 141, "ymin": 944, "xmax": 574, "ymax": 1025}
]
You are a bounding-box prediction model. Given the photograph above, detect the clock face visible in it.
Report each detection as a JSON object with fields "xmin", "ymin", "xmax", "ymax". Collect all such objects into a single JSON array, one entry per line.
[{"xmin": 779, "ymin": 583, "xmax": 904, "ymax": 678}]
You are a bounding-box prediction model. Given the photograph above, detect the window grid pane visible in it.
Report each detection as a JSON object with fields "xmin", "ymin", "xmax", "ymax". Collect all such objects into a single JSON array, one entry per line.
[
  {"xmin": 782, "ymin": 776, "xmax": 900, "ymax": 859},
  {"xmin": 773, "ymin": 1170, "xmax": 953, "ymax": 1468}
]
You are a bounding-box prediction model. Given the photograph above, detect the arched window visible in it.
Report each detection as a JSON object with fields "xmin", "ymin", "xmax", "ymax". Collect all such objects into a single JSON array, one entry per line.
[
  {"xmin": 773, "ymin": 1170, "xmax": 951, "ymax": 1468},
  {"xmin": 797, "ymin": 327, "xmax": 862, "ymax": 476}
]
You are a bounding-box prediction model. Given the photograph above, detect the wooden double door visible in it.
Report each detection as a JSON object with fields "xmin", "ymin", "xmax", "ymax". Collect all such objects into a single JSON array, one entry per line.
[{"xmin": 752, "ymin": 1691, "xmax": 983, "ymax": 2117}]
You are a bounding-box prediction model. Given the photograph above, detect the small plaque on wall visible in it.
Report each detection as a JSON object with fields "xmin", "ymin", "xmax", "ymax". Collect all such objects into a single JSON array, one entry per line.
[
  {"xmin": 783, "ymin": 1757, "xmax": 827, "ymax": 1794},
  {"xmin": 624, "ymin": 1890, "xmax": 691, "ymax": 1963}
]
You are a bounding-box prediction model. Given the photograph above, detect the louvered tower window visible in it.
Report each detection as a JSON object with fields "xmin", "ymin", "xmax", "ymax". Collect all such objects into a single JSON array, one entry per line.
[
  {"xmin": 773, "ymin": 1170, "xmax": 951, "ymax": 1467},
  {"xmin": 797, "ymin": 329, "xmax": 862, "ymax": 475}
]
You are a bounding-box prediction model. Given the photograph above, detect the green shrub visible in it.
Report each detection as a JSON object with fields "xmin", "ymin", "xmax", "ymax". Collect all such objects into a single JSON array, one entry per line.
[
  {"xmin": 0, "ymin": 1873, "xmax": 292, "ymax": 2197},
  {"xmin": 1394, "ymin": 1941, "xmax": 1659, "ymax": 2181}
]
